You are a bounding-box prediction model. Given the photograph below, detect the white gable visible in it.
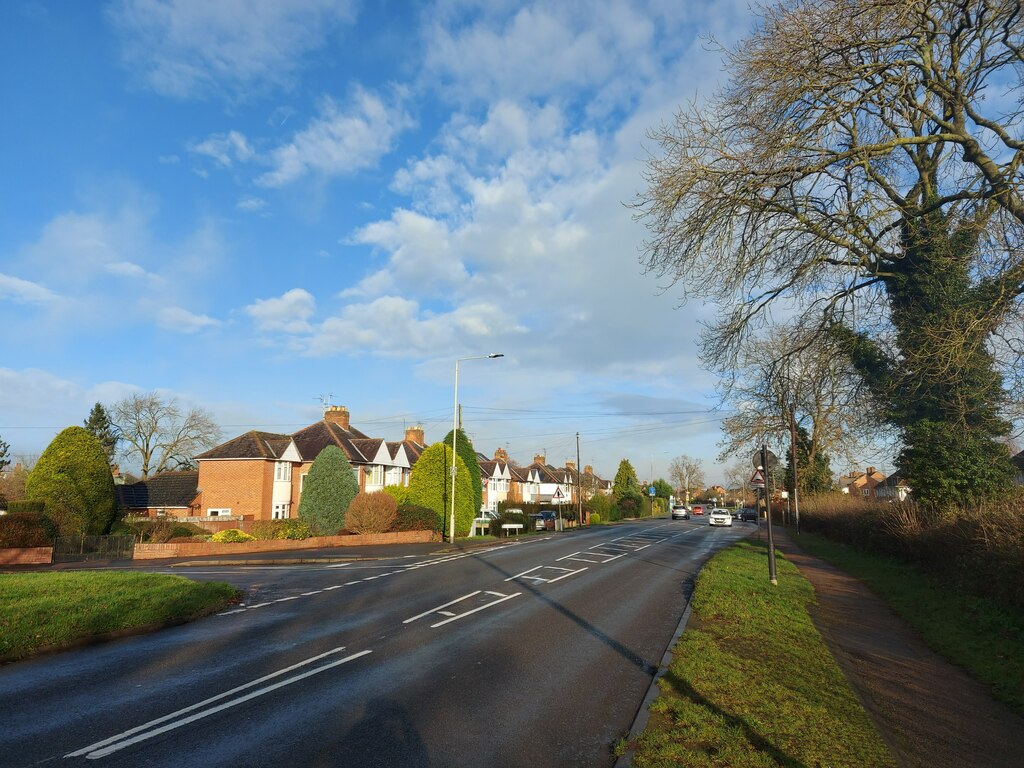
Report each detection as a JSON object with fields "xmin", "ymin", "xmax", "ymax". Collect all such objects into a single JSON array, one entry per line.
[{"xmin": 280, "ymin": 441, "xmax": 301, "ymax": 462}]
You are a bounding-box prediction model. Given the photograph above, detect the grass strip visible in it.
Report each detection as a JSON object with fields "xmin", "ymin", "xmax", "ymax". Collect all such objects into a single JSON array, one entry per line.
[
  {"xmin": 794, "ymin": 532, "xmax": 1024, "ymax": 714},
  {"xmin": 0, "ymin": 571, "xmax": 240, "ymax": 661},
  {"xmin": 630, "ymin": 539, "xmax": 894, "ymax": 768}
]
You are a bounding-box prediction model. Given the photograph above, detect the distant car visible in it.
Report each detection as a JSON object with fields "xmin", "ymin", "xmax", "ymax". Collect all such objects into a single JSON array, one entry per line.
[
  {"xmin": 691, "ymin": 505, "xmax": 704, "ymax": 516},
  {"xmin": 530, "ymin": 510, "xmax": 557, "ymax": 530},
  {"xmin": 671, "ymin": 505, "xmax": 690, "ymax": 520},
  {"xmin": 738, "ymin": 508, "xmax": 758, "ymax": 522},
  {"xmin": 708, "ymin": 508, "xmax": 733, "ymax": 527}
]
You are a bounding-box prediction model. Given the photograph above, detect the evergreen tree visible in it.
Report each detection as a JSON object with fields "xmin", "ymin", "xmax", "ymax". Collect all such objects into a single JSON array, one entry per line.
[
  {"xmin": 652, "ymin": 479, "xmax": 673, "ymax": 500},
  {"xmin": 784, "ymin": 425, "xmax": 834, "ymax": 496},
  {"xmin": 0, "ymin": 434, "xmax": 10, "ymax": 472},
  {"xmin": 407, "ymin": 443, "xmax": 475, "ymax": 537},
  {"xmin": 442, "ymin": 427, "xmax": 483, "ymax": 515},
  {"xmin": 612, "ymin": 459, "xmax": 639, "ymax": 500},
  {"xmin": 83, "ymin": 403, "xmax": 118, "ymax": 464},
  {"xmin": 297, "ymin": 445, "xmax": 358, "ymax": 535},
  {"xmin": 26, "ymin": 426, "xmax": 118, "ymax": 535}
]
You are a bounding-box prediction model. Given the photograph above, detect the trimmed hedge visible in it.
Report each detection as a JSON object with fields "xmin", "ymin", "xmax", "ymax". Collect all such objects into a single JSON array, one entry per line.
[
  {"xmin": 6, "ymin": 500, "xmax": 45, "ymax": 515},
  {"xmin": 248, "ymin": 519, "xmax": 313, "ymax": 540},
  {"xmin": 392, "ymin": 504, "xmax": 440, "ymax": 533},
  {"xmin": 345, "ymin": 492, "xmax": 398, "ymax": 534},
  {"xmin": 0, "ymin": 512, "xmax": 54, "ymax": 548}
]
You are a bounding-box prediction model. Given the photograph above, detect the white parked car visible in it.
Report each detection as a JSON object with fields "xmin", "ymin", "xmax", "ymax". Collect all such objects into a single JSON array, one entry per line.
[{"xmin": 708, "ymin": 508, "xmax": 733, "ymax": 527}]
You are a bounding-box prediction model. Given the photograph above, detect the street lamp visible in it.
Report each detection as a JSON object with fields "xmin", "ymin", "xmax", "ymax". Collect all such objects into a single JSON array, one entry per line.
[{"xmin": 450, "ymin": 353, "xmax": 503, "ymax": 542}]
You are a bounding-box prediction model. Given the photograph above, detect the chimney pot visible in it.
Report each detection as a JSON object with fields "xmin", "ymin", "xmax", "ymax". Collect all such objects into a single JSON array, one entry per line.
[{"xmin": 324, "ymin": 405, "xmax": 351, "ymax": 430}]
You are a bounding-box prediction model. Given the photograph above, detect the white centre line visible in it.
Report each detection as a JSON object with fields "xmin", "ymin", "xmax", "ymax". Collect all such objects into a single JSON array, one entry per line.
[{"xmin": 67, "ymin": 648, "xmax": 371, "ymax": 760}]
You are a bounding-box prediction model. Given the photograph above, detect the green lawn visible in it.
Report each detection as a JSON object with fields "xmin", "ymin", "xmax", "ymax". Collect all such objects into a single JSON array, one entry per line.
[
  {"xmin": 794, "ymin": 532, "xmax": 1024, "ymax": 714},
  {"xmin": 629, "ymin": 540, "xmax": 895, "ymax": 768},
  {"xmin": 0, "ymin": 571, "xmax": 240, "ymax": 661}
]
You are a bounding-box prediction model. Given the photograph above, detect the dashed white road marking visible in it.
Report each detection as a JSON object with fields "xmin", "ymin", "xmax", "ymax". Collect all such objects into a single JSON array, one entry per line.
[
  {"xmin": 402, "ymin": 590, "xmax": 521, "ymax": 627},
  {"xmin": 505, "ymin": 564, "xmax": 588, "ymax": 584}
]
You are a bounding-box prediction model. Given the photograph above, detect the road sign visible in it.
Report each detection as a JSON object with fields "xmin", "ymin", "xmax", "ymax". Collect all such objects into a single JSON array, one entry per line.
[
  {"xmin": 752, "ymin": 450, "xmax": 780, "ymax": 471},
  {"xmin": 552, "ymin": 487, "xmax": 565, "ymax": 502},
  {"xmin": 749, "ymin": 468, "xmax": 766, "ymax": 488},
  {"xmin": 648, "ymin": 486, "xmax": 656, "ymax": 497}
]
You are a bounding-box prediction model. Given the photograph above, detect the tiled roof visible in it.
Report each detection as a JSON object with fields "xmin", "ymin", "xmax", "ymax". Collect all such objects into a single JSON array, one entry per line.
[
  {"xmin": 116, "ymin": 471, "xmax": 199, "ymax": 509},
  {"xmin": 291, "ymin": 420, "xmax": 369, "ymax": 465},
  {"xmin": 196, "ymin": 431, "xmax": 293, "ymax": 460}
]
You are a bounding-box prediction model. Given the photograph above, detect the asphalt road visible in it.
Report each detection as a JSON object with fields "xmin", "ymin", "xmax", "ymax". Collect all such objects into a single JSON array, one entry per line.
[{"xmin": 1, "ymin": 518, "xmax": 748, "ymax": 768}]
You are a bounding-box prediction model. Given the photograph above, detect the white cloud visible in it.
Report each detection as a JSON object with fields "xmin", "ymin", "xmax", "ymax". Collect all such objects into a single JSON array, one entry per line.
[
  {"xmin": 0, "ymin": 273, "xmax": 60, "ymax": 304},
  {"xmin": 108, "ymin": 0, "xmax": 357, "ymax": 99},
  {"xmin": 156, "ymin": 306, "xmax": 220, "ymax": 333},
  {"xmin": 246, "ymin": 288, "xmax": 316, "ymax": 333},
  {"xmin": 236, "ymin": 195, "xmax": 267, "ymax": 212},
  {"xmin": 258, "ymin": 89, "xmax": 414, "ymax": 187},
  {"xmin": 188, "ymin": 130, "xmax": 254, "ymax": 167},
  {"xmin": 105, "ymin": 261, "xmax": 152, "ymax": 278}
]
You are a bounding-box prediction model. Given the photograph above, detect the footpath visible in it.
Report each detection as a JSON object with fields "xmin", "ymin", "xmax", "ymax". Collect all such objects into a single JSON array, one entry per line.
[{"xmin": 771, "ymin": 528, "xmax": 1024, "ymax": 768}]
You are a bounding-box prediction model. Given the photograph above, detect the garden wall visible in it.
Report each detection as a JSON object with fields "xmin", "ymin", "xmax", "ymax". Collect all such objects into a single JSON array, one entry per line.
[
  {"xmin": 133, "ymin": 529, "xmax": 437, "ymax": 559},
  {"xmin": 0, "ymin": 547, "xmax": 53, "ymax": 565}
]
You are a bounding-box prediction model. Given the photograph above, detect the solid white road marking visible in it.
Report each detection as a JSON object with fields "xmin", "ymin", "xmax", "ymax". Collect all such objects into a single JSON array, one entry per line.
[
  {"xmin": 429, "ymin": 592, "xmax": 521, "ymax": 628},
  {"xmin": 67, "ymin": 648, "xmax": 370, "ymax": 760},
  {"xmin": 505, "ymin": 565, "xmax": 587, "ymax": 583},
  {"xmin": 403, "ymin": 592, "xmax": 482, "ymax": 624}
]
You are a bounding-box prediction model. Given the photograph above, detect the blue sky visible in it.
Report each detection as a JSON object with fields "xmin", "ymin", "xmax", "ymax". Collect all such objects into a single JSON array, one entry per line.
[{"xmin": 0, "ymin": 0, "xmax": 756, "ymax": 485}]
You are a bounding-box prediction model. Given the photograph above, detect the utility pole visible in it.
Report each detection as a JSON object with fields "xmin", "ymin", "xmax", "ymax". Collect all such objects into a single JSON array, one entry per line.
[
  {"xmin": 762, "ymin": 444, "xmax": 778, "ymax": 585},
  {"xmin": 789, "ymin": 408, "xmax": 801, "ymax": 534}
]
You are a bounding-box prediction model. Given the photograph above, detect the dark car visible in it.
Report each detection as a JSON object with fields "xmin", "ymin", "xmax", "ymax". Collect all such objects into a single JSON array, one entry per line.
[
  {"xmin": 530, "ymin": 510, "xmax": 557, "ymax": 530},
  {"xmin": 738, "ymin": 508, "xmax": 758, "ymax": 522}
]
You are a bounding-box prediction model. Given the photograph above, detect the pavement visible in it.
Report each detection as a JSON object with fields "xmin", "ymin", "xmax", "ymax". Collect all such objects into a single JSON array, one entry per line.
[{"xmin": 771, "ymin": 527, "xmax": 1024, "ymax": 768}]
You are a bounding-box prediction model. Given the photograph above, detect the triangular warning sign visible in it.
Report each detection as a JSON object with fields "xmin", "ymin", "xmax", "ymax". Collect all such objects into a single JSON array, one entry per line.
[
  {"xmin": 749, "ymin": 468, "xmax": 766, "ymax": 487},
  {"xmin": 552, "ymin": 487, "xmax": 564, "ymax": 499}
]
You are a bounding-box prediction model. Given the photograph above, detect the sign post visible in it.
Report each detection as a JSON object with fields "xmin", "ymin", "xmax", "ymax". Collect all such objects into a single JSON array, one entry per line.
[{"xmin": 761, "ymin": 445, "xmax": 778, "ymax": 586}]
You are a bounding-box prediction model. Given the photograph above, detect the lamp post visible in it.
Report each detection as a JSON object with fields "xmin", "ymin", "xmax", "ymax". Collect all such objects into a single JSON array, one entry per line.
[{"xmin": 450, "ymin": 353, "xmax": 503, "ymax": 543}]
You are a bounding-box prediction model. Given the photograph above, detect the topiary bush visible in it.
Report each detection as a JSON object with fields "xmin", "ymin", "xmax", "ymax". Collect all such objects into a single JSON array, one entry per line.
[
  {"xmin": 589, "ymin": 512, "xmax": 602, "ymax": 525},
  {"xmin": 344, "ymin": 492, "xmax": 398, "ymax": 535},
  {"xmin": 211, "ymin": 528, "xmax": 254, "ymax": 543},
  {"xmin": 0, "ymin": 512, "xmax": 54, "ymax": 547},
  {"xmin": 392, "ymin": 503, "xmax": 440, "ymax": 532},
  {"xmin": 26, "ymin": 426, "xmax": 119, "ymax": 536},
  {"xmin": 298, "ymin": 445, "xmax": 359, "ymax": 534},
  {"xmin": 406, "ymin": 443, "xmax": 475, "ymax": 537}
]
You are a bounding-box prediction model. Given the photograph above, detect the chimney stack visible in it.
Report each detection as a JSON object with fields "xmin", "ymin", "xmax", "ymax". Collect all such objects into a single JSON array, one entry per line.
[
  {"xmin": 565, "ymin": 460, "xmax": 575, "ymax": 471},
  {"xmin": 494, "ymin": 447, "xmax": 509, "ymax": 462},
  {"xmin": 866, "ymin": 466, "xmax": 876, "ymax": 475},
  {"xmin": 324, "ymin": 405, "xmax": 351, "ymax": 430},
  {"xmin": 584, "ymin": 465, "xmax": 593, "ymax": 475},
  {"xmin": 405, "ymin": 424, "xmax": 425, "ymax": 445},
  {"xmin": 533, "ymin": 454, "xmax": 546, "ymax": 466}
]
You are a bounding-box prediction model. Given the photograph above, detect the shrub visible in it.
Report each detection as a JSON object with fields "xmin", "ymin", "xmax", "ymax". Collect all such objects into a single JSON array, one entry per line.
[
  {"xmin": 392, "ymin": 504, "xmax": 440, "ymax": 533},
  {"xmin": 585, "ymin": 494, "xmax": 617, "ymax": 522},
  {"xmin": 248, "ymin": 519, "xmax": 314, "ymax": 540},
  {"xmin": 383, "ymin": 484, "xmax": 409, "ymax": 506},
  {"xmin": 298, "ymin": 445, "xmax": 359, "ymax": 534},
  {"xmin": 345, "ymin": 492, "xmax": 398, "ymax": 535},
  {"xmin": 25, "ymin": 426, "xmax": 118, "ymax": 536},
  {"xmin": 617, "ymin": 490, "xmax": 643, "ymax": 519},
  {"xmin": 210, "ymin": 528, "xmax": 254, "ymax": 543},
  {"xmin": 6, "ymin": 500, "xmax": 45, "ymax": 515},
  {"xmin": 0, "ymin": 512, "xmax": 54, "ymax": 547},
  {"xmin": 490, "ymin": 507, "xmax": 528, "ymax": 537},
  {"xmin": 589, "ymin": 512, "xmax": 602, "ymax": 525}
]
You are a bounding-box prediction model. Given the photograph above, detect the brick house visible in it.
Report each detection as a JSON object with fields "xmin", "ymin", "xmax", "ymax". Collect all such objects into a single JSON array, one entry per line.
[
  {"xmin": 839, "ymin": 466, "xmax": 887, "ymax": 499},
  {"xmin": 194, "ymin": 406, "xmax": 426, "ymax": 523},
  {"xmin": 115, "ymin": 471, "xmax": 201, "ymax": 518}
]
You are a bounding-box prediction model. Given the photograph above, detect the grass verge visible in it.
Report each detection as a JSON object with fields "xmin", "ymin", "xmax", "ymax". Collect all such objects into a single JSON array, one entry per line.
[
  {"xmin": 0, "ymin": 571, "xmax": 240, "ymax": 662},
  {"xmin": 630, "ymin": 540, "xmax": 894, "ymax": 768},
  {"xmin": 794, "ymin": 531, "xmax": 1024, "ymax": 714}
]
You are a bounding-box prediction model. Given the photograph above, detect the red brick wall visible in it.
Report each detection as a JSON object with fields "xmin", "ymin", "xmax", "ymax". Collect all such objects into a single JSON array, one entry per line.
[
  {"xmin": 133, "ymin": 530, "xmax": 437, "ymax": 559},
  {"xmin": 198, "ymin": 460, "xmax": 274, "ymax": 520},
  {"xmin": 0, "ymin": 547, "xmax": 53, "ymax": 565}
]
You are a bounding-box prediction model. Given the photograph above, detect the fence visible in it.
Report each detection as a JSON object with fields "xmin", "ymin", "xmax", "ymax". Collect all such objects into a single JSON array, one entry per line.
[{"xmin": 52, "ymin": 534, "xmax": 135, "ymax": 562}]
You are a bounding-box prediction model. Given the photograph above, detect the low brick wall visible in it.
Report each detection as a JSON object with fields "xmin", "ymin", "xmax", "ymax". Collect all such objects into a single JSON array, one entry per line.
[
  {"xmin": 133, "ymin": 530, "xmax": 437, "ymax": 560},
  {"xmin": 0, "ymin": 547, "xmax": 54, "ymax": 565}
]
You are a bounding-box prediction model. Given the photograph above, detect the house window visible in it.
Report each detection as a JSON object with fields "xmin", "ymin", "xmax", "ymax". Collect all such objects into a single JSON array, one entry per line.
[
  {"xmin": 300, "ymin": 473, "xmax": 308, "ymax": 492},
  {"xmin": 370, "ymin": 465, "xmax": 384, "ymax": 486},
  {"xmin": 386, "ymin": 466, "xmax": 402, "ymax": 485},
  {"xmin": 861, "ymin": 488, "xmax": 869, "ymax": 497},
  {"xmin": 208, "ymin": 508, "xmax": 231, "ymax": 517},
  {"xmin": 275, "ymin": 462, "xmax": 292, "ymax": 482},
  {"xmin": 272, "ymin": 503, "xmax": 290, "ymax": 519}
]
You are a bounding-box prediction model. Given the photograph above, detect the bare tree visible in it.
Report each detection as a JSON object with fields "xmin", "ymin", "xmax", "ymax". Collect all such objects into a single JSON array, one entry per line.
[
  {"xmin": 668, "ymin": 455, "xmax": 704, "ymax": 505},
  {"xmin": 111, "ymin": 392, "xmax": 221, "ymax": 477},
  {"xmin": 636, "ymin": 0, "xmax": 1024, "ymax": 506},
  {"xmin": 717, "ymin": 324, "xmax": 884, "ymax": 469}
]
